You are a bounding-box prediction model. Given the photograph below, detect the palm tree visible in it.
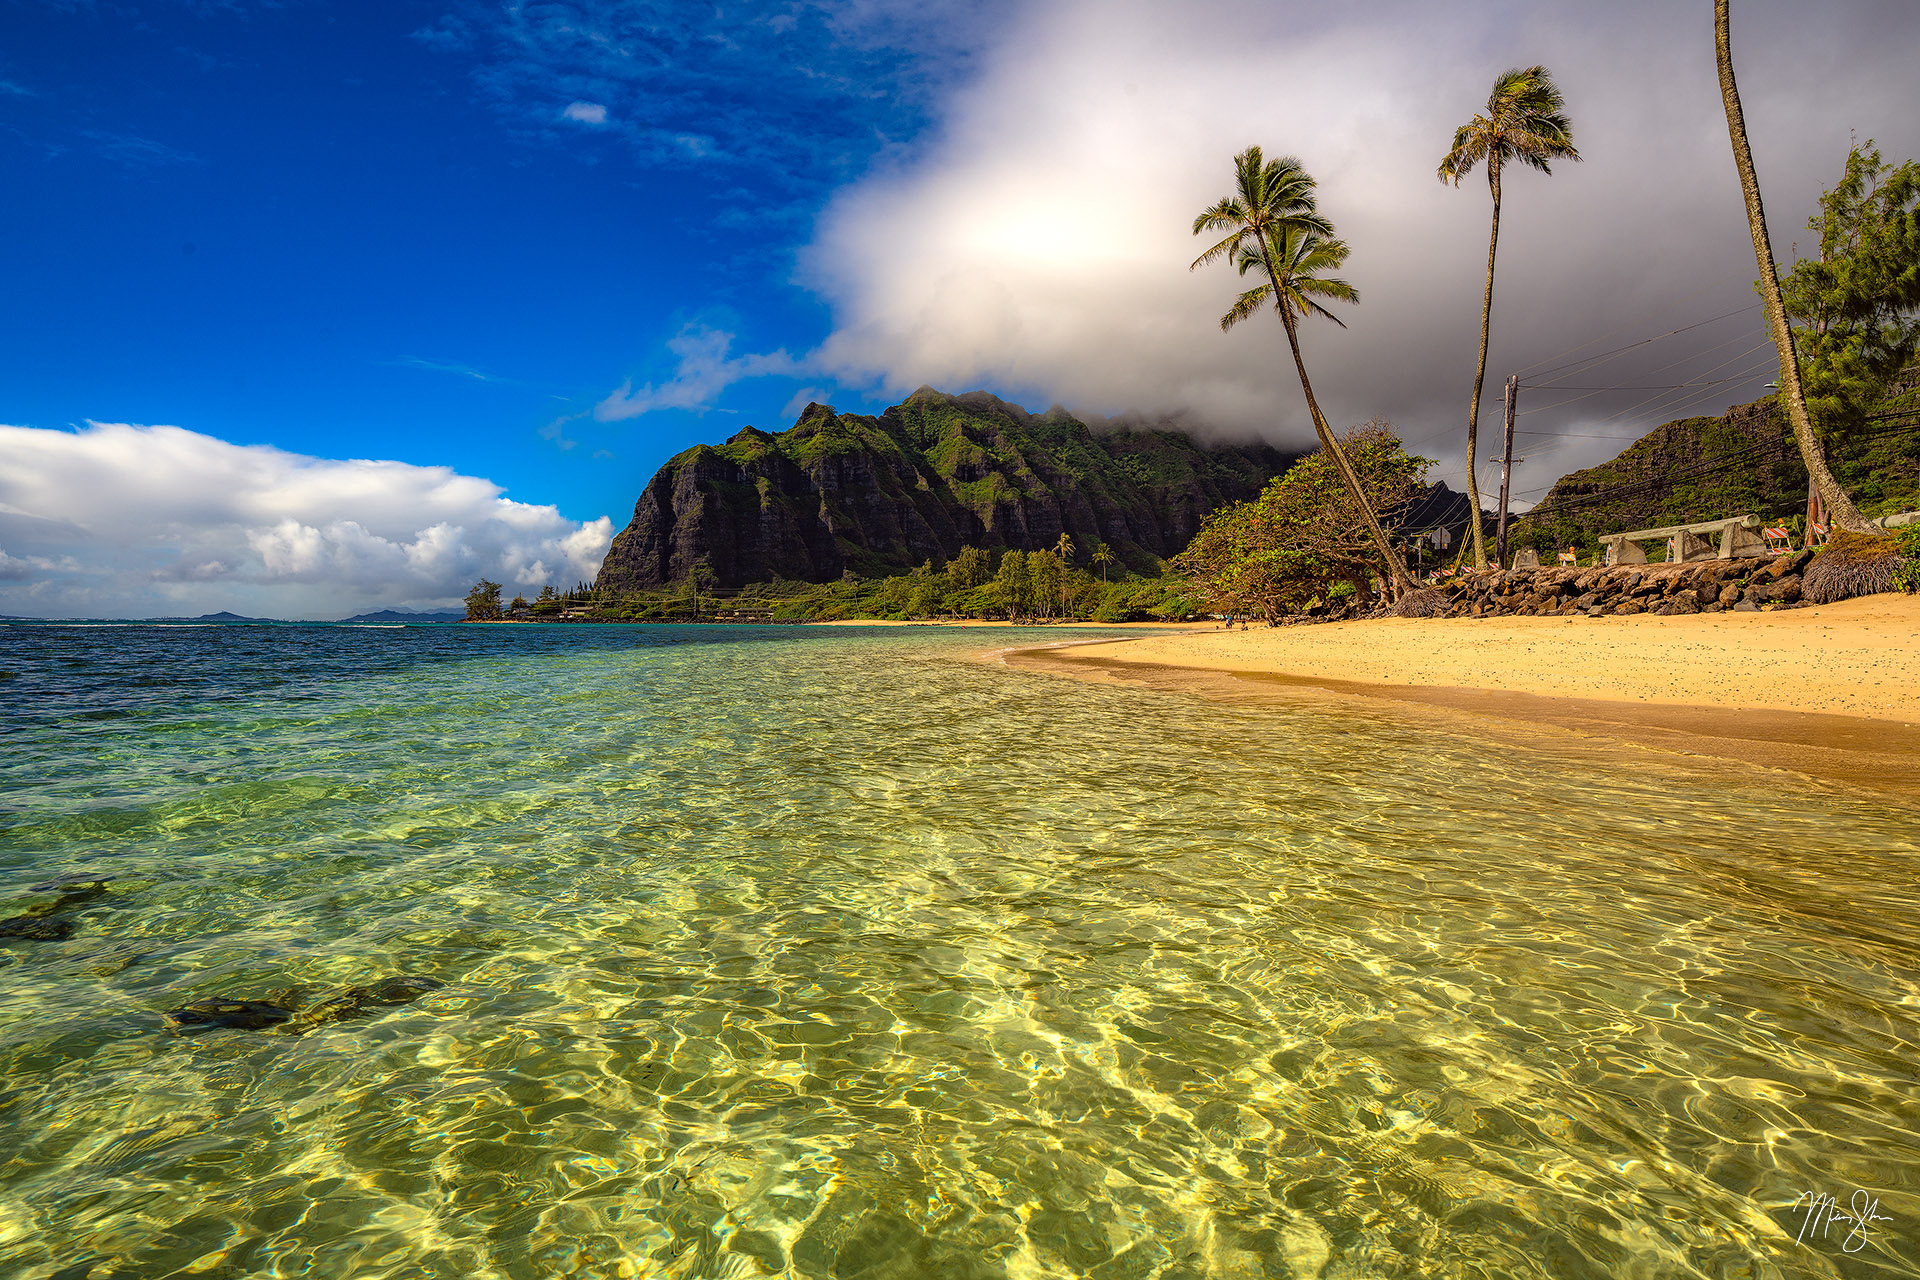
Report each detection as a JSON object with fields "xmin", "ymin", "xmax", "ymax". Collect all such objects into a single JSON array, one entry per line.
[
  {"xmin": 1439, "ymin": 66, "xmax": 1580, "ymax": 568},
  {"xmin": 1192, "ymin": 148, "xmax": 1414, "ymax": 599},
  {"xmin": 1713, "ymin": 1, "xmax": 1868, "ymax": 531},
  {"xmin": 1053, "ymin": 532, "xmax": 1075, "ymax": 617},
  {"xmin": 1091, "ymin": 542, "xmax": 1116, "ymax": 582}
]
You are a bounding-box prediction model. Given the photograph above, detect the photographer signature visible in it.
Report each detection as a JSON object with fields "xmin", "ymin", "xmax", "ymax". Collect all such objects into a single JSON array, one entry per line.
[{"xmin": 1792, "ymin": 1188, "xmax": 1892, "ymax": 1253}]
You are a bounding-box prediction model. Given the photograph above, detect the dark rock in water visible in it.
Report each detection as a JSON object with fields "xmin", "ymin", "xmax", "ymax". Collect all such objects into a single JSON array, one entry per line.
[
  {"xmin": 281, "ymin": 975, "xmax": 447, "ymax": 1030},
  {"xmin": 162, "ymin": 975, "xmax": 443, "ymax": 1034},
  {"xmin": 365, "ymin": 975, "xmax": 445, "ymax": 1002},
  {"xmin": 0, "ymin": 915, "xmax": 76, "ymax": 941},
  {"xmin": 163, "ymin": 999, "xmax": 293, "ymax": 1032},
  {"xmin": 31, "ymin": 873, "xmax": 112, "ymax": 893}
]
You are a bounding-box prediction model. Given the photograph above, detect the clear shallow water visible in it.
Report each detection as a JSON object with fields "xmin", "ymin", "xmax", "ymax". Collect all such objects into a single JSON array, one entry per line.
[{"xmin": 1, "ymin": 622, "xmax": 1916, "ymax": 1280}]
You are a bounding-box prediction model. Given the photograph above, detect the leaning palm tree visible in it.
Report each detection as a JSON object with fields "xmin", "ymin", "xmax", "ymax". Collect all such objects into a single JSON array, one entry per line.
[
  {"xmin": 1439, "ymin": 66, "xmax": 1580, "ymax": 567},
  {"xmin": 1713, "ymin": 0, "xmax": 1868, "ymax": 531},
  {"xmin": 1192, "ymin": 148, "xmax": 1414, "ymax": 599}
]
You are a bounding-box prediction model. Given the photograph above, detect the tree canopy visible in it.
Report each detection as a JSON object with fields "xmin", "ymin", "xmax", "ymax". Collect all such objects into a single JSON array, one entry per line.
[
  {"xmin": 463, "ymin": 579, "xmax": 503, "ymax": 621},
  {"xmin": 1174, "ymin": 426, "xmax": 1429, "ymax": 624},
  {"xmin": 1780, "ymin": 141, "xmax": 1920, "ymax": 442}
]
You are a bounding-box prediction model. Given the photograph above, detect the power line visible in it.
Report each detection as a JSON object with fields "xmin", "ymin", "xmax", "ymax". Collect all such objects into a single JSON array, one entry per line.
[
  {"xmin": 1511, "ymin": 284, "xmax": 1751, "ymax": 378},
  {"xmin": 1523, "ymin": 305, "xmax": 1761, "ymax": 386},
  {"xmin": 1514, "ymin": 416, "xmax": 1918, "ymax": 519}
]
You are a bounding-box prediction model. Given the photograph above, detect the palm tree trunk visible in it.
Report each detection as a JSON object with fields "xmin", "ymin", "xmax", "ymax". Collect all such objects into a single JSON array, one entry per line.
[
  {"xmin": 1714, "ymin": 0, "xmax": 1869, "ymax": 531},
  {"xmin": 1278, "ymin": 310, "xmax": 1416, "ymax": 599},
  {"xmin": 1464, "ymin": 163, "xmax": 1502, "ymax": 568}
]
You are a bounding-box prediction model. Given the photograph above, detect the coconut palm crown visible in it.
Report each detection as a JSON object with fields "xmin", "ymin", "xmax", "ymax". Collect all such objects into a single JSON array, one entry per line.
[
  {"xmin": 1190, "ymin": 147, "xmax": 1413, "ymax": 598},
  {"xmin": 1438, "ymin": 66, "xmax": 1579, "ymax": 188},
  {"xmin": 1438, "ymin": 65, "xmax": 1580, "ymax": 568}
]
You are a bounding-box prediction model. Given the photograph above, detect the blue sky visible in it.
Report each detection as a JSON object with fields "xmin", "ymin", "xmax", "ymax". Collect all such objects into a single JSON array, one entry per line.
[
  {"xmin": 1, "ymin": 0, "xmax": 974, "ymax": 527},
  {"xmin": 2, "ymin": 0, "xmax": 1914, "ymax": 616}
]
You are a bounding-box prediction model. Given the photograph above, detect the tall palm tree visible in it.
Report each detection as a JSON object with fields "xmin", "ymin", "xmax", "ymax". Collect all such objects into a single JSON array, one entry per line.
[
  {"xmin": 1053, "ymin": 532, "xmax": 1075, "ymax": 617},
  {"xmin": 1439, "ymin": 66, "xmax": 1580, "ymax": 568},
  {"xmin": 1192, "ymin": 148, "xmax": 1414, "ymax": 599},
  {"xmin": 1713, "ymin": 0, "xmax": 1868, "ymax": 532},
  {"xmin": 1091, "ymin": 542, "xmax": 1115, "ymax": 582}
]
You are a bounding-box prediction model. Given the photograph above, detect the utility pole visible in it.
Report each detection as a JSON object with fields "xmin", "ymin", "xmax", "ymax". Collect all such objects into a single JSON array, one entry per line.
[{"xmin": 1495, "ymin": 374, "xmax": 1518, "ymax": 568}]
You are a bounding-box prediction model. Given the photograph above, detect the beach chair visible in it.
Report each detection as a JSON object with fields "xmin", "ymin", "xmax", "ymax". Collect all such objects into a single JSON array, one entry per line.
[{"xmin": 1763, "ymin": 525, "xmax": 1792, "ymax": 554}]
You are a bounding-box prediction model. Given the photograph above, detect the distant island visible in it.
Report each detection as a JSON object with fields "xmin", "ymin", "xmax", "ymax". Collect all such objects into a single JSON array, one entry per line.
[{"xmin": 1, "ymin": 608, "xmax": 467, "ymax": 624}]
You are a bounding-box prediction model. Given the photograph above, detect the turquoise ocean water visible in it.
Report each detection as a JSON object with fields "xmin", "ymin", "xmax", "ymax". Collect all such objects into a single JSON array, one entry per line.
[{"xmin": 1, "ymin": 622, "xmax": 1916, "ymax": 1280}]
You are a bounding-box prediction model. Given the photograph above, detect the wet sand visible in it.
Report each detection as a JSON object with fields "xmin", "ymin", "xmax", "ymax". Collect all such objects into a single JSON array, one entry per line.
[{"xmin": 1002, "ymin": 595, "xmax": 1920, "ymax": 802}]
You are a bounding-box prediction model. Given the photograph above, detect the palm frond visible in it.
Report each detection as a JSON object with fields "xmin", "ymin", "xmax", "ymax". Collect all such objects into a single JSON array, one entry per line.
[
  {"xmin": 1291, "ymin": 292, "xmax": 1350, "ymax": 328},
  {"xmin": 1220, "ymin": 285, "xmax": 1270, "ymax": 331},
  {"xmin": 1191, "ymin": 228, "xmax": 1249, "ymax": 271},
  {"xmin": 1294, "ymin": 274, "xmax": 1359, "ymax": 305},
  {"xmin": 1438, "ymin": 119, "xmax": 1489, "ymax": 184}
]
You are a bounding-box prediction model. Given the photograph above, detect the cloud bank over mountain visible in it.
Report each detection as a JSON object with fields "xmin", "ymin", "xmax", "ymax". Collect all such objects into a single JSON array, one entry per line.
[
  {"xmin": 0, "ymin": 423, "xmax": 612, "ymax": 619},
  {"xmin": 802, "ymin": 0, "xmax": 1918, "ymax": 496}
]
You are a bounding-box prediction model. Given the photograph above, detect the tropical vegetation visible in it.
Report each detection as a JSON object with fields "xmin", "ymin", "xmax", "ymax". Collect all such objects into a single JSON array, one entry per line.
[
  {"xmin": 1778, "ymin": 140, "xmax": 1920, "ymax": 448},
  {"xmin": 1174, "ymin": 426, "xmax": 1429, "ymax": 623},
  {"xmin": 511, "ymin": 553, "xmax": 1203, "ymax": 625},
  {"xmin": 462, "ymin": 578, "xmax": 503, "ymax": 621}
]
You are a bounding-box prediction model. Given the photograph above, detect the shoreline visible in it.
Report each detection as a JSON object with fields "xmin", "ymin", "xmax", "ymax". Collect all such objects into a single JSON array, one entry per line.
[
  {"xmin": 806, "ymin": 617, "xmax": 1213, "ymax": 629},
  {"xmin": 1002, "ymin": 595, "xmax": 1920, "ymax": 802}
]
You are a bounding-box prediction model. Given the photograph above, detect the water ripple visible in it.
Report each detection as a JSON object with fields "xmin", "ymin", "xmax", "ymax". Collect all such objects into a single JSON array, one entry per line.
[{"xmin": 0, "ymin": 622, "xmax": 1915, "ymax": 1278}]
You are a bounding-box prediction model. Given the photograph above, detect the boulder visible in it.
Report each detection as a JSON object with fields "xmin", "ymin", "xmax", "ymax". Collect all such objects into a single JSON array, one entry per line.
[
  {"xmin": 164, "ymin": 999, "xmax": 293, "ymax": 1032},
  {"xmin": 0, "ymin": 916, "xmax": 76, "ymax": 941}
]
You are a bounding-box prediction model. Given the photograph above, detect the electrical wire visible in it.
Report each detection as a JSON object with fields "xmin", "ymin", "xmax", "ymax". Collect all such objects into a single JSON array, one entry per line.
[
  {"xmin": 1511, "ymin": 285, "xmax": 1750, "ymax": 378},
  {"xmin": 1522, "ymin": 305, "xmax": 1760, "ymax": 386},
  {"xmin": 1514, "ymin": 416, "xmax": 1917, "ymax": 519}
]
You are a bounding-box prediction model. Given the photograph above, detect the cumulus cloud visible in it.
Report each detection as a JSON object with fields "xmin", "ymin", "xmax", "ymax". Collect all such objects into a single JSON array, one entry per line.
[
  {"xmin": 801, "ymin": 0, "xmax": 1919, "ymax": 500},
  {"xmin": 0, "ymin": 423, "xmax": 614, "ymax": 619},
  {"xmin": 562, "ymin": 100, "xmax": 608, "ymax": 125},
  {"xmin": 594, "ymin": 325, "xmax": 804, "ymax": 421}
]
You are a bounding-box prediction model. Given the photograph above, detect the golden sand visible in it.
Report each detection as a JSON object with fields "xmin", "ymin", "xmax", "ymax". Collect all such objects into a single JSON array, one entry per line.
[{"xmin": 1006, "ymin": 594, "xmax": 1920, "ymax": 801}]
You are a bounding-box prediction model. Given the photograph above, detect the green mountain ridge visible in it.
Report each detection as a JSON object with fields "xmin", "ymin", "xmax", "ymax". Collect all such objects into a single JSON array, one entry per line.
[
  {"xmin": 1514, "ymin": 391, "xmax": 1920, "ymax": 555},
  {"xmin": 595, "ymin": 386, "xmax": 1299, "ymax": 590}
]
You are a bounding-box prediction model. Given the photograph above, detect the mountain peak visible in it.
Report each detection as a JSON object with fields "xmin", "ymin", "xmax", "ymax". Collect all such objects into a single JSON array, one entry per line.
[{"xmin": 595, "ymin": 389, "xmax": 1299, "ymax": 590}]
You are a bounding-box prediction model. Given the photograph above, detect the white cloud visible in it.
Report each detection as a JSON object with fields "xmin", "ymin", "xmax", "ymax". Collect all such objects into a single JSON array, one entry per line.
[
  {"xmin": 0, "ymin": 423, "xmax": 614, "ymax": 619},
  {"xmin": 563, "ymin": 100, "xmax": 609, "ymax": 125},
  {"xmin": 799, "ymin": 0, "xmax": 1919, "ymax": 498},
  {"xmin": 594, "ymin": 324, "xmax": 804, "ymax": 420}
]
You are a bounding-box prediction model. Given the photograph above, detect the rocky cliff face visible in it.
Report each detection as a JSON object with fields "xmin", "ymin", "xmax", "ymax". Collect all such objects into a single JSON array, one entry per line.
[{"xmin": 596, "ymin": 387, "xmax": 1297, "ymax": 589}]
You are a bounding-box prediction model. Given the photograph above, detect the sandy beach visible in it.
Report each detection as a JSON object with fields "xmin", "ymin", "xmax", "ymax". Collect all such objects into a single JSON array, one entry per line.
[
  {"xmin": 807, "ymin": 618, "xmax": 1216, "ymax": 629},
  {"xmin": 1008, "ymin": 594, "xmax": 1920, "ymax": 800}
]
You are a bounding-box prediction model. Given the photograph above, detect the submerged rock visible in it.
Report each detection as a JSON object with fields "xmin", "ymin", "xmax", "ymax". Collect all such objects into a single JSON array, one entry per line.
[
  {"xmin": 30, "ymin": 872, "xmax": 113, "ymax": 893},
  {"xmin": 163, "ymin": 999, "xmax": 294, "ymax": 1032},
  {"xmin": 290, "ymin": 975, "xmax": 446, "ymax": 1028},
  {"xmin": 0, "ymin": 915, "xmax": 77, "ymax": 941},
  {"xmin": 162, "ymin": 975, "xmax": 445, "ymax": 1035}
]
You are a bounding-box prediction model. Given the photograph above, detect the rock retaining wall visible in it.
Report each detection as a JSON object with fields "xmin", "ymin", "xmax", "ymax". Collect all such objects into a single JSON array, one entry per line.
[{"xmin": 1400, "ymin": 551, "xmax": 1818, "ymax": 620}]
